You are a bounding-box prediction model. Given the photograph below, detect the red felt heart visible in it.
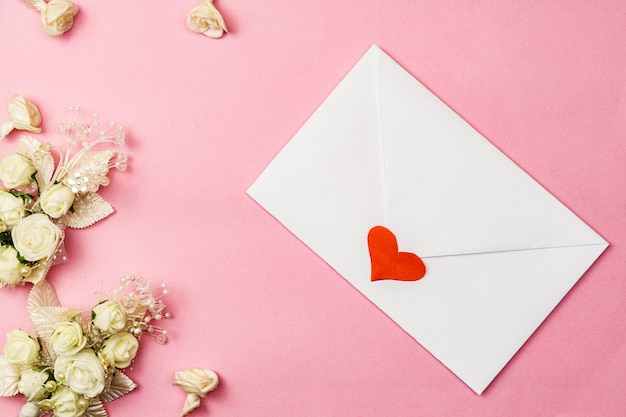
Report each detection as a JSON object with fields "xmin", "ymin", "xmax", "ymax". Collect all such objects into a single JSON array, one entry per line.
[{"xmin": 367, "ymin": 226, "xmax": 426, "ymax": 282}]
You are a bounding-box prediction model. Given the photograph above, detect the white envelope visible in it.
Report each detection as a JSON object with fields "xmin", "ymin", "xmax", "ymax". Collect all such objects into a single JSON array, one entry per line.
[{"xmin": 247, "ymin": 45, "xmax": 608, "ymax": 394}]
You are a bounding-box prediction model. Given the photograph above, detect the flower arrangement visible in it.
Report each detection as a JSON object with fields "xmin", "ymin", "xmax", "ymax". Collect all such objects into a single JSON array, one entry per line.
[
  {"xmin": 0, "ymin": 276, "xmax": 170, "ymax": 417},
  {"xmin": 0, "ymin": 106, "xmax": 127, "ymax": 287},
  {"xmin": 0, "ymin": 97, "xmax": 219, "ymax": 416}
]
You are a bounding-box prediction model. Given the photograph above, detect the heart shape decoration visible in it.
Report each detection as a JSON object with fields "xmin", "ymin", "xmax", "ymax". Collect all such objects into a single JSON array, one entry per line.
[{"xmin": 367, "ymin": 226, "xmax": 426, "ymax": 281}]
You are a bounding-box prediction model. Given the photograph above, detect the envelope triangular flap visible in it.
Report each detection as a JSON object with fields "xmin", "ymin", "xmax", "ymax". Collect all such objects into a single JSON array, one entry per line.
[
  {"xmin": 372, "ymin": 46, "xmax": 604, "ymax": 257},
  {"xmin": 248, "ymin": 46, "xmax": 386, "ymax": 274}
]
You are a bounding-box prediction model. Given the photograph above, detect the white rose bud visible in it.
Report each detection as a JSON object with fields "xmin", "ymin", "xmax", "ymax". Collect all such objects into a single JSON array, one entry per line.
[
  {"xmin": 100, "ymin": 332, "xmax": 139, "ymax": 369},
  {"xmin": 0, "ymin": 190, "xmax": 25, "ymax": 226},
  {"xmin": 18, "ymin": 369, "xmax": 50, "ymax": 401},
  {"xmin": 18, "ymin": 402, "xmax": 42, "ymax": 417},
  {"xmin": 3, "ymin": 330, "xmax": 40, "ymax": 367},
  {"xmin": 46, "ymin": 385, "xmax": 88, "ymax": 417},
  {"xmin": 39, "ymin": 0, "xmax": 79, "ymax": 37},
  {"xmin": 54, "ymin": 349, "xmax": 105, "ymax": 398},
  {"xmin": 0, "ymin": 154, "xmax": 36, "ymax": 189},
  {"xmin": 174, "ymin": 368, "xmax": 219, "ymax": 416},
  {"xmin": 50, "ymin": 321, "xmax": 87, "ymax": 356},
  {"xmin": 0, "ymin": 245, "xmax": 23, "ymax": 286},
  {"xmin": 12, "ymin": 213, "xmax": 63, "ymax": 262},
  {"xmin": 92, "ymin": 300, "xmax": 127, "ymax": 334},
  {"xmin": 40, "ymin": 184, "xmax": 75, "ymax": 219},
  {"xmin": 0, "ymin": 95, "xmax": 42, "ymax": 140},
  {"xmin": 187, "ymin": 0, "xmax": 227, "ymax": 38}
]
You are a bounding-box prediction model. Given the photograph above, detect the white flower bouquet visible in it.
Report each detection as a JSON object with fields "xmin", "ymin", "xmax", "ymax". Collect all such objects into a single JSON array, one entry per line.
[
  {"xmin": 0, "ymin": 107, "xmax": 127, "ymax": 287},
  {"xmin": 0, "ymin": 277, "xmax": 170, "ymax": 417}
]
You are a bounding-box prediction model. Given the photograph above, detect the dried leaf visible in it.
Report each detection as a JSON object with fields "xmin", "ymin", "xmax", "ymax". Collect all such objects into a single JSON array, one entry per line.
[
  {"xmin": 28, "ymin": 280, "xmax": 61, "ymax": 316},
  {"xmin": 62, "ymin": 192, "xmax": 114, "ymax": 229},
  {"xmin": 84, "ymin": 398, "xmax": 108, "ymax": 417},
  {"xmin": 30, "ymin": 306, "xmax": 76, "ymax": 344},
  {"xmin": 100, "ymin": 371, "xmax": 137, "ymax": 403},
  {"xmin": 17, "ymin": 135, "xmax": 55, "ymax": 186},
  {"xmin": 0, "ymin": 356, "xmax": 20, "ymax": 397}
]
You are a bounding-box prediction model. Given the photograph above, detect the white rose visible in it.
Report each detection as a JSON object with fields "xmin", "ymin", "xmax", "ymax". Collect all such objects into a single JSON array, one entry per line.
[
  {"xmin": 54, "ymin": 349, "xmax": 105, "ymax": 398},
  {"xmin": 3, "ymin": 330, "xmax": 40, "ymax": 367},
  {"xmin": 47, "ymin": 385, "xmax": 88, "ymax": 417},
  {"xmin": 40, "ymin": 0, "xmax": 79, "ymax": 37},
  {"xmin": 92, "ymin": 300, "xmax": 127, "ymax": 334},
  {"xmin": 18, "ymin": 369, "xmax": 49, "ymax": 401},
  {"xmin": 0, "ymin": 245, "xmax": 23, "ymax": 286},
  {"xmin": 50, "ymin": 322, "xmax": 87, "ymax": 357},
  {"xmin": 173, "ymin": 368, "xmax": 219, "ymax": 397},
  {"xmin": 187, "ymin": 0, "xmax": 228, "ymax": 38},
  {"xmin": 0, "ymin": 190, "xmax": 25, "ymax": 226},
  {"xmin": 0, "ymin": 95, "xmax": 42, "ymax": 140},
  {"xmin": 12, "ymin": 213, "xmax": 63, "ymax": 262},
  {"xmin": 0, "ymin": 154, "xmax": 36, "ymax": 189},
  {"xmin": 40, "ymin": 184, "xmax": 75, "ymax": 219},
  {"xmin": 100, "ymin": 332, "xmax": 139, "ymax": 369}
]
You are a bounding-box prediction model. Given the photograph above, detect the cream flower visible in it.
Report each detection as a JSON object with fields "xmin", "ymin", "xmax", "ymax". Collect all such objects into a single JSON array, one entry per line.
[
  {"xmin": 18, "ymin": 402, "xmax": 42, "ymax": 417},
  {"xmin": 0, "ymin": 154, "xmax": 36, "ymax": 188},
  {"xmin": 0, "ymin": 95, "xmax": 42, "ymax": 140},
  {"xmin": 40, "ymin": 183, "xmax": 75, "ymax": 218},
  {"xmin": 27, "ymin": 0, "xmax": 79, "ymax": 37},
  {"xmin": 50, "ymin": 321, "xmax": 87, "ymax": 356},
  {"xmin": 12, "ymin": 213, "xmax": 63, "ymax": 262},
  {"xmin": 17, "ymin": 369, "xmax": 49, "ymax": 401},
  {"xmin": 0, "ymin": 190, "xmax": 25, "ymax": 226},
  {"xmin": 174, "ymin": 368, "xmax": 219, "ymax": 416},
  {"xmin": 54, "ymin": 349, "xmax": 105, "ymax": 398},
  {"xmin": 92, "ymin": 300, "xmax": 127, "ymax": 334},
  {"xmin": 3, "ymin": 330, "xmax": 40, "ymax": 367},
  {"xmin": 187, "ymin": 0, "xmax": 228, "ymax": 38},
  {"xmin": 46, "ymin": 385, "xmax": 87, "ymax": 417},
  {"xmin": 100, "ymin": 332, "xmax": 139, "ymax": 369},
  {"xmin": 0, "ymin": 245, "xmax": 23, "ymax": 286}
]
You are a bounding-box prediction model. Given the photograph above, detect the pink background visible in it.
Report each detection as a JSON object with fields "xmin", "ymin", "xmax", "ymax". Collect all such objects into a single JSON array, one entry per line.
[{"xmin": 1, "ymin": 1, "xmax": 625, "ymax": 416}]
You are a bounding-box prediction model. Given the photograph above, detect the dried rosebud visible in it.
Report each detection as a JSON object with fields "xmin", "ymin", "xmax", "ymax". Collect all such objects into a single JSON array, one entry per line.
[
  {"xmin": 36, "ymin": 0, "xmax": 79, "ymax": 37},
  {"xmin": 174, "ymin": 368, "xmax": 219, "ymax": 416},
  {"xmin": 0, "ymin": 95, "xmax": 42, "ymax": 139},
  {"xmin": 187, "ymin": 0, "xmax": 227, "ymax": 38}
]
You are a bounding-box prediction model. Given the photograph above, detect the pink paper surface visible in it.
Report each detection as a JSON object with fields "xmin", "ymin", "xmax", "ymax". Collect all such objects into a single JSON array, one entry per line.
[{"xmin": 1, "ymin": 1, "xmax": 625, "ymax": 416}]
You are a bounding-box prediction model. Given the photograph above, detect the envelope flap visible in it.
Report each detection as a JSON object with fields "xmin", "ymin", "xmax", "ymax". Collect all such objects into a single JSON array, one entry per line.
[
  {"xmin": 373, "ymin": 46, "xmax": 606, "ymax": 257},
  {"xmin": 248, "ymin": 46, "xmax": 386, "ymax": 273}
]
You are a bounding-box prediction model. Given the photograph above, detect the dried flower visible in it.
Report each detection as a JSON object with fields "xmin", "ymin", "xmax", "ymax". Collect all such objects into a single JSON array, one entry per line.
[
  {"xmin": 24, "ymin": 0, "xmax": 78, "ymax": 37},
  {"xmin": 0, "ymin": 95, "xmax": 42, "ymax": 140},
  {"xmin": 174, "ymin": 368, "xmax": 219, "ymax": 416},
  {"xmin": 187, "ymin": 0, "xmax": 227, "ymax": 38}
]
